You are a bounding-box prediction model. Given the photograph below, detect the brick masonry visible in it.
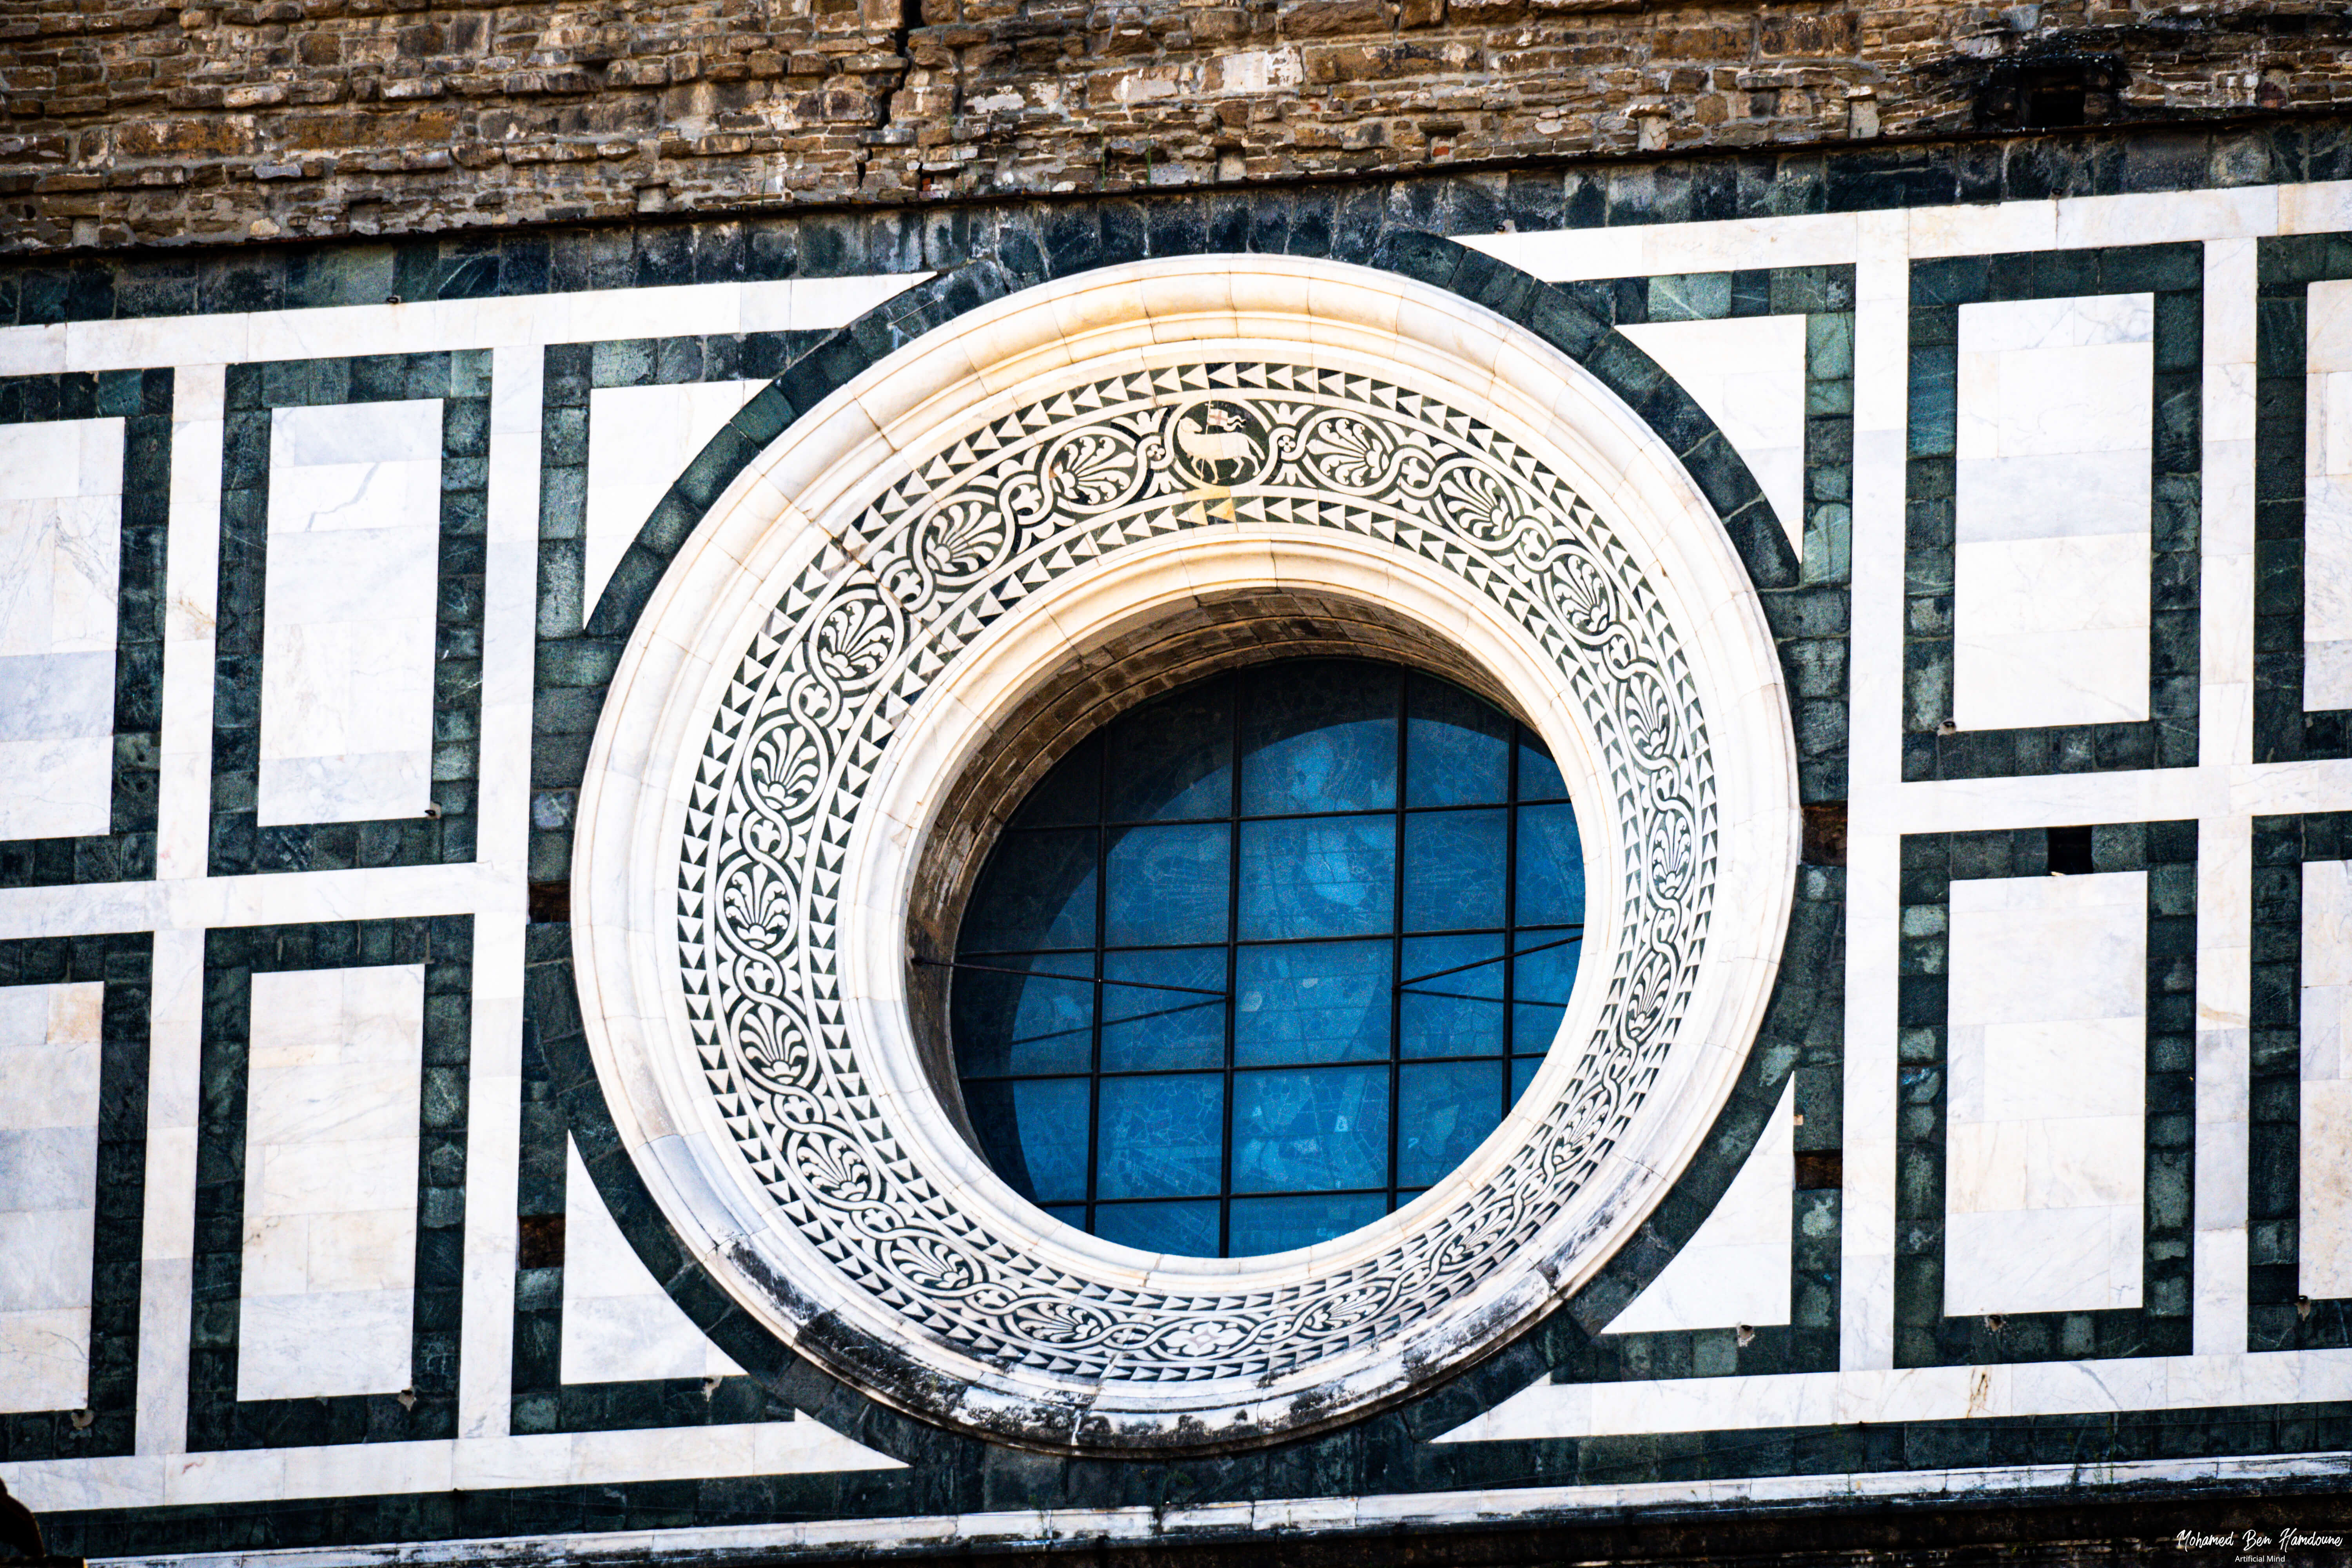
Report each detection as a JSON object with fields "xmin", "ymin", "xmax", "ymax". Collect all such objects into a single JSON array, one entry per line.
[{"xmin": 3, "ymin": 0, "xmax": 2351, "ymax": 254}]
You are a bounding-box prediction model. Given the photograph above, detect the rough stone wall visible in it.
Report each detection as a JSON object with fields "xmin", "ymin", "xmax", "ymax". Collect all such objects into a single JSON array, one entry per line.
[{"xmin": 1, "ymin": 0, "xmax": 2348, "ymax": 253}]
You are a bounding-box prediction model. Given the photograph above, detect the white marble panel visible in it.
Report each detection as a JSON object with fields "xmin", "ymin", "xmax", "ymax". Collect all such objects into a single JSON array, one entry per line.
[
  {"xmin": 0, "ymin": 981, "xmax": 103, "ymax": 1413},
  {"xmin": 257, "ymin": 400, "xmax": 442, "ymax": 827},
  {"xmin": 238, "ymin": 965, "xmax": 423, "ymax": 1402},
  {"xmin": 2299, "ymin": 858, "xmax": 2352, "ymax": 1297},
  {"xmin": 1945, "ymin": 872, "xmax": 2145, "ymax": 1316},
  {"xmin": 1617, "ymin": 316, "xmax": 1807, "ymax": 551},
  {"xmin": 581, "ymin": 379, "xmax": 768, "ymax": 622},
  {"xmin": 560, "ymin": 1138, "xmax": 742, "ymax": 1384},
  {"xmin": 1953, "ymin": 535, "xmax": 2150, "ymax": 731},
  {"xmin": 1606, "ymin": 1079, "xmax": 1794, "ymax": 1334},
  {"xmin": 2302, "ymin": 280, "xmax": 2352, "ymax": 708},
  {"xmin": 1952, "ymin": 293, "xmax": 2153, "ymax": 733},
  {"xmin": 0, "ymin": 418, "xmax": 124, "ymax": 842}
]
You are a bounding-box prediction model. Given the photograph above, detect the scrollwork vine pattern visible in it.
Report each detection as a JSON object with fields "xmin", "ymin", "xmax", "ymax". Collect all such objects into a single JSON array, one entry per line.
[{"xmin": 675, "ymin": 363, "xmax": 1717, "ymax": 1393}]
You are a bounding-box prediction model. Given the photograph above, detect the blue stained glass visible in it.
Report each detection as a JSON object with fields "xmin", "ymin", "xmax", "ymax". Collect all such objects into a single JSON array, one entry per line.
[
  {"xmin": 1512, "ymin": 934, "xmax": 1581, "ymax": 1056},
  {"xmin": 1398, "ymin": 933, "xmax": 1504, "ymax": 1059},
  {"xmin": 1093, "ymin": 1198, "xmax": 1221, "ymax": 1256},
  {"xmin": 1101, "ymin": 947, "xmax": 1225, "ymax": 1071},
  {"xmin": 1105, "ymin": 822, "xmax": 1229, "ymax": 946},
  {"xmin": 1401, "ymin": 808, "xmax": 1507, "ymax": 932},
  {"xmin": 950, "ymin": 951, "xmax": 1094, "ymax": 1076},
  {"xmin": 1511, "ymin": 1055, "xmax": 1543, "ymax": 1102},
  {"xmin": 964, "ymin": 1078, "xmax": 1090, "ymax": 1204},
  {"xmin": 1239, "ymin": 660, "xmax": 1397, "ymax": 815},
  {"xmin": 1234, "ymin": 939, "xmax": 1390, "ymax": 1064},
  {"xmin": 1229, "ymin": 1192, "xmax": 1387, "ymax": 1256},
  {"xmin": 1517, "ymin": 727, "xmax": 1570, "ymax": 802},
  {"xmin": 952, "ymin": 657, "xmax": 1587, "ymax": 1258},
  {"xmin": 1009, "ymin": 734, "xmax": 1100, "ymax": 828},
  {"xmin": 1238, "ymin": 815, "xmax": 1394, "ymax": 939},
  {"xmin": 1515, "ymin": 803, "xmax": 1586, "ymax": 926},
  {"xmin": 1232, "ymin": 1066, "xmax": 1389, "ymax": 1192},
  {"xmin": 1106, "ymin": 681, "xmax": 1232, "ymax": 821},
  {"xmin": 1397, "ymin": 1060, "xmax": 1505, "ymax": 1187},
  {"xmin": 1406, "ymin": 675, "xmax": 1510, "ymax": 806},
  {"xmin": 960, "ymin": 827, "xmax": 1096, "ymax": 951},
  {"xmin": 1096, "ymin": 1074, "xmax": 1223, "ymax": 1200}
]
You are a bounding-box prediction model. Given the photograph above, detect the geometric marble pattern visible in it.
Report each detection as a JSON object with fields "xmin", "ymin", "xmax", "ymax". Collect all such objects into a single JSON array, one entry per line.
[
  {"xmin": 1944, "ymin": 871, "xmax": 2147, "ymax": 1316},
  {"xmin": 0, "ymin": 981, "xmax": 105, "ymax": 1413},
  {"xmin": 581, "ymin": 380, "xmax": 766, "ymax": 622},
  {"xmin": 2299, "ymin": 857, "xmax": 2352, "ymax": 1299},
  {"xmin": 1605, "ymin": 1078, "xmax": 1795, "ymax": 1334},
  {"xmin": 1619, "ymin": 316, "xmax": 1808, "ymax": 553},
  {"xmin": 257, "ymin": 401, "xmax": 443, "ymax": 828},
  {"xmin": 2304, "ymin": 279, "xmax": 2352, "ymax": 710},
  {"xmin": 559, "ymin": 1137, "xmax": 743, "ymax": 1386},
  {"xmin": 1953, "ymin": 294, "xmax": 2154, "ymax": 731},
  {"xmin": 0, "ymin": 420, "xmax": 123, "ymax": 843},
  {"xmin": 236, "ymin": 965, "xmax": 426, "ymax": 1402}
]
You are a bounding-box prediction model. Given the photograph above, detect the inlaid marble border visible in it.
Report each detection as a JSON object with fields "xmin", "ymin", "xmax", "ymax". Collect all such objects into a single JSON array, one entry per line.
[
  {"xmin": 208, "ymin": 354, "xmax": 489, "ymax": 877},
  {"xmin": 188, "ymin": 917, "xmax": 473, "ymax": 1452},
  {"xmin": 1558, "ymin": 265, "xmax": 1853, "ymax": 806},
  {"xmin": 507, "ymin": 1019, "xmax": 774, "ymax": 1437},
  {"xmin": 2247, "ymin": 810, "xmax": 2352, "ymax": 1352},
  {"xmin": 1894, "ymin": 824, "xmax": 2198, "ymax": 1367},
  {"xmin": 0, "ymin": 932, "xmax": 150, "ymax": 1464},
  {"xmin": 1904, "ymin": 244, "xmax": 2204, "ymax": 781},
  {"xmin": 2253, "ymin": 231, "xmax": 2352, "ymax": 763},
  {"xmin": 0, "ymin": 370, "xmax": 171, "ymax": 888}
]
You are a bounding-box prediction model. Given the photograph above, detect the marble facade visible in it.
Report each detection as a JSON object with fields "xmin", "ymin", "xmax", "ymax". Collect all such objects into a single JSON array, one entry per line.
[{"xmin": 4, "ymin": 172, "xmax": 2352, "ymax": 1558}]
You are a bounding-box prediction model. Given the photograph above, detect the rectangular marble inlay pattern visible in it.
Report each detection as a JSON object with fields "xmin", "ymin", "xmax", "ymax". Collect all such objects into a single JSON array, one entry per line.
[
  {"xmin": 236, "ymin": 964, "xmax": 425, "ymax": 1402},
  {"xmin": 2300, "ymin": 857, "xmax": 2352, "ymax": 1298},
  {"xmin": 257, "ymin": 401, "xmax": 443, "ymax": 828},
  {"xmin": 2305, "ymin": 279, "xmax": 2352, "ymax": 710},
  {"xmin": 1953, "ymin": 294, "xmax": 2154, "ymax": 732},
  {"xmin": 0, "ymin": 981, "xmax": 104, "ymax": 1414},
  {"xmin": 559, "ymin": 1138, "xmax": 742, "ymax": 1386},
  {"xmin": 0, "ymin": 418, "xmax": 123, "ymax": 844},
  {"xmin": 581, "ymin": 379, "xmax": 768, "ymax": 621},
  {"xmin": 1945, "ymin": 872, "xmax": 2147, "ymax": 1316}
]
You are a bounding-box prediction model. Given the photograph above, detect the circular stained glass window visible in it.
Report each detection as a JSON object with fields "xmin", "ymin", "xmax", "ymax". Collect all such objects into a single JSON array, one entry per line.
[{"xmin": 950, "ymin": 657, "xmax": 1587, "ymax": 1259}]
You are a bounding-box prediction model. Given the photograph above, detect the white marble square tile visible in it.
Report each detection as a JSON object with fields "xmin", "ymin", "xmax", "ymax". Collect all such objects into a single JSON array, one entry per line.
[
  {"xmin": 1605, "ymin": 1079, "xmax": 1794, "ymax": 1334},
  {"xmin": 583, "ymin": 380, "xmax": 769, "ymax": 622},
  {"xmin": 1945, "ymin": 873, "xmax": 2145, "ymax": 1317},
  {"xmin": 0, "ymin": 980, "xmax": 105, "ymax": 1414},
  {"xmin": 237, "ymin": 965, "xmax": 423, "ymax": 1402},
  {"xmin": 257, "ymin": 400, "xmax": 442, "ymax": 828},
  {"xmin": 559, "ymin": 1137, "xmax": 742, "ymax": 1384},
  {"xmin": 1953, "ymin": 534, "xmax": 2150, "ymax": 730},
  {"xmin": 1616, "ymin": 316, "xmax": 1808, "ymax": 551}
]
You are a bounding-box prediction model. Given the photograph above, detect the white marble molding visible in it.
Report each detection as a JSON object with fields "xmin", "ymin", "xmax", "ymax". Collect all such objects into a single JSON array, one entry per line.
[{"xmin": 2301, "ymin": 858, "xmax": 2352, "ymax": 1298}]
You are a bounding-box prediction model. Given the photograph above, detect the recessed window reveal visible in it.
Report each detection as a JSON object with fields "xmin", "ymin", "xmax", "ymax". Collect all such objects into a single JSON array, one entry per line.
[{"xmin": 942, "ymin": 658, "xmax": 1588, "ymax": 1258}]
